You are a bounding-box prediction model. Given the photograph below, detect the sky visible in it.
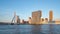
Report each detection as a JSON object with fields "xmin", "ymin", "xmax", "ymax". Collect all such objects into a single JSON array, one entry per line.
[{"xmin": 0, "ymin": 0, "xmax": 60, "ymax": 22}]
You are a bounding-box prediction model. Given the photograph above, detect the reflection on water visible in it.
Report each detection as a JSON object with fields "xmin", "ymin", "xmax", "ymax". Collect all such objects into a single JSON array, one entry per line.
[
  {"xmin": 32, "ymin": 25, "xmax": 43, "ymax": 34},
  {"xmin": 49, "ymin": 24, "xmax": 53, "ymax": 34},
  {"xmin": 0, "ymin": 24, "xmax": 60, "ymax": 34}
]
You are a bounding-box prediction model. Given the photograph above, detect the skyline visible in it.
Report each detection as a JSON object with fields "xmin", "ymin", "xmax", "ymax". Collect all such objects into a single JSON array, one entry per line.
[{"xmin": 0, "ymin": 0, "xmax": 60, "ymax": 22}]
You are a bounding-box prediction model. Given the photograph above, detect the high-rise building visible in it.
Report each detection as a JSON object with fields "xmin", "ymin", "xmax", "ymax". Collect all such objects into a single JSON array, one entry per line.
[
  {"xmin": 16, "ymin": 16, "xmax": 20, "ymax": 24},
  {"xmin": 32, "ymin": 10, "xmax": 42, "ymax": 24},
  {"xmin": 49, "ymin": 10, "xmax": 53, "ymax": 22},
  {"xmin": 28, "ymin": 17, "xmax": 32, "ymax": 24}
]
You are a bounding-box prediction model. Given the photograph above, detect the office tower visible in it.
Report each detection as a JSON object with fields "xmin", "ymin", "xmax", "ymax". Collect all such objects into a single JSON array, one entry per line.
[
  {"xmin": 32, "ymin": 10, "xmax": 42, "ymax": 24},
  {"xmin": 16, "ymin": 16, "xmax": 20, "ymax": 24},
  {"xmin": 49, "ymin": 10, "xmax": 53, "ymax": 22},
  {"xmin": 28, "ymin": 17, "xmax": 32, "ymax": 24}
]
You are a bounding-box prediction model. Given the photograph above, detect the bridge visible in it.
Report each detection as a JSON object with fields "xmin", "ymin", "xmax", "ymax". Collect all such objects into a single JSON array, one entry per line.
[{"xmin": 11, "ymin": 12, "xmax": 20, "ymax": 24}]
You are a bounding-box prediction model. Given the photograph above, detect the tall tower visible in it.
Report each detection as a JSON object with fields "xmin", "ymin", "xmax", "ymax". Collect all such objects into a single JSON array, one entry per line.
[
  {"xmin": 49, "ymin": 10, "xmax": 53, "ymax": 22},
  {"xmin": 32, "ymin": 10, "xmax": 42, "ymax": 24}
]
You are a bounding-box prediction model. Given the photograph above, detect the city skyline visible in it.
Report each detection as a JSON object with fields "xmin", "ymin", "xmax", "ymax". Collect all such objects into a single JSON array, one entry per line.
[{"xmin": 0, "ymin": 0, "xmax": 60, "ymax": 22}]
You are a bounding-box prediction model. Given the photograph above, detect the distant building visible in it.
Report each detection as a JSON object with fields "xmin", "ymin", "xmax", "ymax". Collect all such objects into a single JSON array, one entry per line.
[
  {"xmin": 49, "ymin": 10, "xmax": 53, "ymax": 22},
  {"xmin": 24, "ymin": 21, "xmax": 29, "ymax": 24},
  {"xmin": 32, "ymin": 10, "xmax": 42, "ymax": 24},
  {"xmin": 41, "ymin": 18, "xmax": 48, "ymax": 24},
  {"xmin": 16, "ymin": 16, "xmax": 20, "ymax": 24},
  {"xmin": 21, "ymin": 19, "xmax": 25, "ymax": 24},
  {"xmin": 45, "ymin": 18, "xmax": 48, "ymax": 22},
  {"xmin": 55, "ymin": 19, "xmax": 60, "ymax": 24},
  {"xmin": 41, "ymin": 18, "xmax": 44, "ymax": 22},
  {"xmin": 41, "ymin": 18, "xmax": 44, "ymax": 23},
  {"xmin": 28, "ymin": 17, "xmax": 32, "ymax": 24},
  {"xmin": 21, "ymin": 19, "xmax": 29, "ymax": 24}
]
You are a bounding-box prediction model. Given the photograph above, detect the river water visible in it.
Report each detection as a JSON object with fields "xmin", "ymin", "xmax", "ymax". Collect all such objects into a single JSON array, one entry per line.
[{"xmin": 0, "ymin": 24, "xmax": 60, "ymax": 34}]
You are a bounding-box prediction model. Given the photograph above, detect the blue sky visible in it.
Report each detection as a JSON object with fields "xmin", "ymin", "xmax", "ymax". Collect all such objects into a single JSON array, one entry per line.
[{"xmin": 0, "ymin": 0, "xmax": 60, "ymax": 22}]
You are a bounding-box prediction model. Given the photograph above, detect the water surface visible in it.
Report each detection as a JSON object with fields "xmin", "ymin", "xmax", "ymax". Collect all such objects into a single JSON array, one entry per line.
[{"xmin": 0, "ymin": 24, "xmax": 60, "ymax": 34}]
